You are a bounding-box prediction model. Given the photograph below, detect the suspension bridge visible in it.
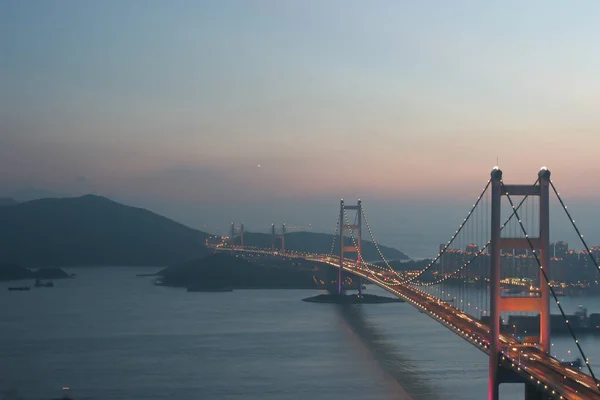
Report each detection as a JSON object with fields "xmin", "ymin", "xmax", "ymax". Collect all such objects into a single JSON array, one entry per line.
[{"xmin": 208, "ymin": 167, "xmax": 600, "ymax": 400}]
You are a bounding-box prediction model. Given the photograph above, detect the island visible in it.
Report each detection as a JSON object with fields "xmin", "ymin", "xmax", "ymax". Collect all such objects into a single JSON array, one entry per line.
[
  {"xmin": 302, "ymin": 293, "xmax": 405, "ymax": 304},
  {"xmin": 156, "ymin": 252, "xmax": 325, "ymax": 290},
  {"xmin": 155, "ymin": 253, "xmax": 408, "ymax": 306},
  {"xmin": 0, "ymin": 264, "xmax": 72, "ymax": 281}
]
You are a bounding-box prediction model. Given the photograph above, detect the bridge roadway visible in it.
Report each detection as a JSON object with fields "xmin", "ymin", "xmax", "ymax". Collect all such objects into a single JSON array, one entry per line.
[{"xmin": 213, "ymin": 246, "xmax": 600, "ymax": 399}]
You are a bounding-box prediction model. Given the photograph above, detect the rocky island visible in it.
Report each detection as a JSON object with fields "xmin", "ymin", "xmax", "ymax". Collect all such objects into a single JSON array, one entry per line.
[
  {"xmin": 156, "ymin": 253, "xmax": 408, "ymax": 306},
  {"xmin": 302, "ymin": 293, "xmax": 405, "ymax": 304}
]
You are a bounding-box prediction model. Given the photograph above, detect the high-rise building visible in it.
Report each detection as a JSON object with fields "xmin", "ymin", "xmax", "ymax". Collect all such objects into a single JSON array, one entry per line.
[
  {"xmin": 466, "ymin": 243, "xmax": 479, "ymax": 254},
  {"xmin": 553, "ymin": 241, "xmax": 568, "ymax": 258}
]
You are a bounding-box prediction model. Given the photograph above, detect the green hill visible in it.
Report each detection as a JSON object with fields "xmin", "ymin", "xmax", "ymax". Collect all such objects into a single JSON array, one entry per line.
[{"xmin": 0, "ymin": 195, "xmax": 210, "ymax": 266}]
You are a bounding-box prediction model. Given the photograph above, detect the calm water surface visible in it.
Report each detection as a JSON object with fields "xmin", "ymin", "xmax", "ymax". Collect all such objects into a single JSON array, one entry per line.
[{"xmin": 2, "ymin": 267, "xmax": 600, "ymax": 399}]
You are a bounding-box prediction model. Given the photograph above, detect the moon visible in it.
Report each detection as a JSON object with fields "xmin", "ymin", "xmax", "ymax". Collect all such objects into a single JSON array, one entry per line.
[{"xmin": 257, "ymin": 164, "xmax": 261, "ymax": 168}]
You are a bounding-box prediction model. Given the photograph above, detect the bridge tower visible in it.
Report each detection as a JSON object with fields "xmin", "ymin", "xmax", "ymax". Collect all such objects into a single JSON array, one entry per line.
[
  {"xmin": 271, "ymin": 224, "xmax": 275, "ymax": 250},
  {"xmin": 230, "ymin": 222, "xmax": 244, "ymax": 248},
  {"xmin": 271, "ymin": 223, "xmax": 285, "ymax": 251},
  {"xmin": 489, "ymin": 167, "xmax": 551, "ymax": 400},
  {"xmin": 339, "ymin": 200, "xmax": 362, "ymax": 295}
]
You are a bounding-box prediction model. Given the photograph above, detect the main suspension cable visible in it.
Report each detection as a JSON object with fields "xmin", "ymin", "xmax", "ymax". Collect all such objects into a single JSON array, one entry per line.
[
  {"xmin": 411, "ymin": 191, "xmax": 534, "ymax": 286},
  {"xmin": 330, "ymin": 212, "xmax": 341, "ymax": 256},
  {"xmin": 503, "ymin": 186, "xmax": 600, "ymax": 389},
  {"xmin": 361, "ymin": 204, "xmax": 394, "ymax": 271},
  {"xmin": 550, "ymin": 180, "xmax": 600, "ymax": 273},
  {"xmin": 401, "ymin": 180, "xmax": 491, "ymax": 284}
]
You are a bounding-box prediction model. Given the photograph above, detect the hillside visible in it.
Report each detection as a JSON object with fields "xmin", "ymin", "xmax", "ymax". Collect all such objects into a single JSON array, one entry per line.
[
  {"xmin": 157, "ymin": 252, "xmax": 320, "ymax": 289},
  {"xmin": 237, "ymin": 231, "xmax": 409, "ymax": 261},
  {"xmin": 0, "ymin": 194, "xmax": 410, "ymax": 268},
  {"xmin": 0, "ymin": 264, "xmax": 71, "ymax": 281},
  {"xmin": 0, "ymin": 198, "xmax": 18, "ymax": 207},
  {"xmin": 0, "ymin": 195, "xmax": 210, "ymax": 267}
]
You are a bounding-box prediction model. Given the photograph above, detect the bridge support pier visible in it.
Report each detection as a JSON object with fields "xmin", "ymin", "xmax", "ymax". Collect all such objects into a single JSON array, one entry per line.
[
  {"xmin": 489, "ymin": 167, "xmax": 551, "ymax": 400},
  {"xmin": 358, "ymin": 278, "xmax": 362, "ymax": 297},
  {"xmin": 493, "ymin": 365, "xmax": 551, "ymax": 400},
  {"xmin": 271, "ymin": 223, "xmax": 285, "ymax": 251},
  {"xmin": 489, "ymin": 170, "xmax": 502, "ymax": 400},
  {"xmin": 524, "ymin": 383, "xmax": 551, "ymax": 400},
  {"xmin": 230, "ymin": 222, "xmax": 244, "ymax": 249},
  {"xmin": 339, "ymin": 199, "xmax": 362, "ymax": 295}
]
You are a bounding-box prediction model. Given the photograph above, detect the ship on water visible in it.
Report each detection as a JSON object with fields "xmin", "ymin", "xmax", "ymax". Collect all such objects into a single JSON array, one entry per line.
[{"xmin": 482, "ymin": 305, "xmax": 600, "ymax": 335}]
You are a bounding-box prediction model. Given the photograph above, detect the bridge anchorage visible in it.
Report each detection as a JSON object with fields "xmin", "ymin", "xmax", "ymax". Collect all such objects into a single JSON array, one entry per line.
[{"xmin": 489, "ymin": 167, "xmax": 551, "ymax": 400}]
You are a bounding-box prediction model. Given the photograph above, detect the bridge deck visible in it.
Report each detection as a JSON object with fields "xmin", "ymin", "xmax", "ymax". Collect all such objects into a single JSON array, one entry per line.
[{"xmin": 213, "ymin": 247, "xmax": 600, "ymax": 399}]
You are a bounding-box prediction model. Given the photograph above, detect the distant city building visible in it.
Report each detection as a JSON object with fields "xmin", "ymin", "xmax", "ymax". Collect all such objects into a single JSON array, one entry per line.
[
  {"xmin": 553, "ymin": 241, "xmax": 568, "ymax": 258},
  {"xmin": 425, "ymin": 241, "xmax": 599, "ymax": 285},
  {"xmin": 466, "ymin": 243, "xmax": 479, "ymax": 254},
  {"xmin": 514, "ymin": 248, "xmax": 528, "ymax": 256}
]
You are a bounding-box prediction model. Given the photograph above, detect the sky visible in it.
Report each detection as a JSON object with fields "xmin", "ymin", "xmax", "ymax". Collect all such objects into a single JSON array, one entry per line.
[{"xmin": 1, "ymin": 1, "xmax": 599, "ymax": 258}]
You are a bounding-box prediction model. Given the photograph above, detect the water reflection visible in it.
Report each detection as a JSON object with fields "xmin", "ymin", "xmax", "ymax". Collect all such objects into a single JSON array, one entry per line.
[{"xmin": 335, "ymin": 304, "xmax": 439, "ymax": 400}]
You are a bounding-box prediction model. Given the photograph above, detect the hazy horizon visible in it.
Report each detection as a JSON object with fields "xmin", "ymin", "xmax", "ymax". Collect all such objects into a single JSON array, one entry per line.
[
  {"xmin": 2, "ymin": 1, "xmax": 599, "ymax": 258},
  {"xmin": 1, "ymin": 189, "xmax": 597, "ymax": 260}
]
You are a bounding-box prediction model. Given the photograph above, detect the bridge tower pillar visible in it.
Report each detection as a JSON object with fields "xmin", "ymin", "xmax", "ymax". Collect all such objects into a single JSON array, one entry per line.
[
  {"xmin": 339, "ymin": 200, "xmax": 362, "ymax": 295},
  {"xmin": 230, "ymin": 222, "xmax": 244, "ymax": 249},
  {"xmin": 240, "ymin": 222, "xmax": 244, "ymax": 248},
  {"xmin": 271, "ymin": 223, "xmax": 285, "ymax": 251},
  {"xmin": 524, "ymin": 383, "xmax": 550, "ymax": 400},
  {"xmin": 489, "ymin": 167, "xmax": 551, "ymax": 400}
]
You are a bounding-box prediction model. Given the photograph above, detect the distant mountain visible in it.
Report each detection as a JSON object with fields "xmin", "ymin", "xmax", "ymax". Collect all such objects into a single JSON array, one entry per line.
[
  {"xmin": 0, "ymin": 194, "xmax": 410, "ymax": 268},
  {"xmin": 0, "ymin": 198, "xmax": 18, "ymax": 207},
  {"xmin": 8, "ymin": 187, "xmax": 67, "ymax": 202},
  {"xmin": 0, "ymin": 195, "xmax": 210, "ymax": 267},
  {"xmin": 0, "ymin": 264, "xmax": 71, "ymax": 281},
  {"xmin": 236, "ymin": 231, "xmax": 409, "ymax": 261}
]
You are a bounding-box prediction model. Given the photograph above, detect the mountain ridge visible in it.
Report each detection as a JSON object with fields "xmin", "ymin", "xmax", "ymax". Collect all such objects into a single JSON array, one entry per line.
[
  {"xmin": 0, "ymin": 194, "xmax": 409, "ymax": 267},
  {"xmin": 0, "ymin": 198, "xmax": 19, "ymax": 207},
  {"xmin": 237, "ymin": 231, "xmax": 408, "ymax": 261},
  {"xmin": 0, "ymin": 194, "xmax": 210, "ymax": 267}
]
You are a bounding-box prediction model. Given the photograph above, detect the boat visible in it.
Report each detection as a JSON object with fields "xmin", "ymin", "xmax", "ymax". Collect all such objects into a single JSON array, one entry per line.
[
  {"xmin": 502, "ymin": 287, "xmax": 526, "ymax": 294},
  {"xmin": 50, "ymin": 386, "xmax": 74, "ymax": 400},
  {"xmin": 495, "ymin": 305, "xmax": 597, "ymax": 335},
  {"xmin": 186, "ymin": 286, "xmax": 233, "ymax": 292},
  {"xmin": 8, "ymin": 286, "xmax": 30, "ymax": 291},
  {"xmin": 34, "ymin": 279, "xmax": 54, "ymax": 287},
  {"xmin": 561, "ymin": 357, "xmax": 583, "ymax": 369}
]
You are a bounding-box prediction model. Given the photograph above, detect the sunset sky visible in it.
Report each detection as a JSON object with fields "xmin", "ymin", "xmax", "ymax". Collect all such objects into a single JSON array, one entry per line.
[{"xmin": 2, "ymin": 1, "xmax": 599, "ymax": 257}]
